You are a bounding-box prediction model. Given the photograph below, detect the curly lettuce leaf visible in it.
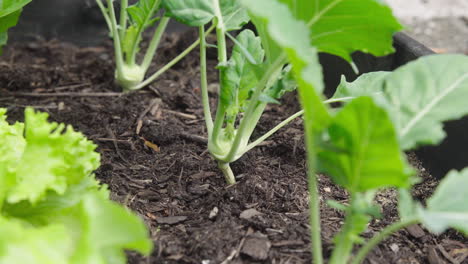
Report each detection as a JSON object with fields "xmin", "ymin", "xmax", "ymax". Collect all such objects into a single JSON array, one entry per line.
[
  {"xmin": 0, "ymin": 108, "xmax": 152, "ymax": 263},
  {"xmin": 5, "ymin": 108, "xmax": 100, "ymax": 204}
]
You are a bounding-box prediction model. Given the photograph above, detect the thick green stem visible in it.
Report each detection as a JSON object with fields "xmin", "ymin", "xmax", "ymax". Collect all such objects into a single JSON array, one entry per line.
[
  {"xmin": 351, "ymin": 219, "xmax": 419, "ymax": 264},
  {"xmin": 223, "ymin": 55, "xmax": 286, "ymax": 162},
  {"xmin": 119, "ymin": 0, "xmax": 128, "ymax": 42},
  {"xmin": 128, "ymin": 0, "xmax": 161, "ymax": 65},
  {"xmin": 133, "ymin": 24, "xmax": 215, "ymax": 90},
  {"xmin": 95, "ymin": 0, "xmax": 113, "ymax": 34},
  {"xmin": 305, "ymin": 133, "xmax": 324, "ymax": 264},
  {"xmin": 106, "ymin": 0, "xmax": 125, "ymax": 78},
  {"xmin": 243, "ymin": 109, "xmax": 304, "ymax": 155},
  {"xmin": 218, "ymin": 162, "xmax": 236, "ymax": 185},
  {"xmin": 199, "ymin": 26, "xmax": 213, "ymax": 135},
  {"xmin": 142, "ymin": 16, "xmax": 170, "ymax": 71},
  {"xmin": 210, "ymin": 8, "xmax": 229, "ymax": 149}
]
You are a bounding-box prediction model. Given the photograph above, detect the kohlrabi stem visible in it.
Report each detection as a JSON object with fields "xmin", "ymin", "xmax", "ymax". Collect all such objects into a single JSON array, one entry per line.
[
  {"xmin": 142, "ymin": 16, "xmax": 170, "ymax": 71},
  {"xmin": 119, "ymin": 0, "xmax": 128, "ymax": 42},
  {"xmin": 199, "ymin": 26, "xmax": 213, "ymax": 135},
  {"xmin": 223, "ymin": 55, "xmax": 286, "ymax": 162},
  {"xmin": 232, "ymin": 96, "xmax": 356, "ymax": 158},
  {"xmin": 329, "ymin": 210, "xmax": 365, "ymax": 264},
  {"xmin": 351, "ymin": 219, "xmax": 419, "ymax": 264},
  {"xmin": 95, "ymin": 0, "xmax": 113, "ymax": 34},
  {"xmin": 106, "ymin": 0, "xmax": 125, "ymax": 78},
  {"xmin": 128, "ymin": 0, "xmax": 162, "ymax": 65},
  {"xmin": 243, "ymin": 109, "xmax": 305, "ymax": 154},
  {"xmin": 305, "ymin": 131, "xmax": 324, "ymax": 264},
  {"xmin": 218, "ymin": 161, "xmax": 236, "ymax": 185},
  {"xmin": 133, "ymin": 24, "xmax": 216, "ymax": 90},
  {"xmin": 210, "ymin": 2, "xmax": 229, "ymax": 149}
]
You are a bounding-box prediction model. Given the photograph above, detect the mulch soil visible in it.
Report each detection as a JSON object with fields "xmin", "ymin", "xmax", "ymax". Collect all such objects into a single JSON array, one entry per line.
[{"xmin": 1, "ymin": 31, "xmax": 468, "ymax": 264}]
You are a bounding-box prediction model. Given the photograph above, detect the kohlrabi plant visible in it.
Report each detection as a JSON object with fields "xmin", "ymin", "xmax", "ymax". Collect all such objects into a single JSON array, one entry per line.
[
  {"xmin": 164, "ymin": 0, "xmax": 402, "ymax": 185},
  {"xmin": 238, "ymin": 0, "xmax": 468, "ymax": 263},
  {"xmin": 0, "ymin": 0, "xmax": 32, "ymax": 53},
  {"xmin": 96, "ymin": 0, "xmax": 210, "ymax": 91},
  {"xmin": 0, "ymin": 108, "xmax": 152, "ymax": 263}
]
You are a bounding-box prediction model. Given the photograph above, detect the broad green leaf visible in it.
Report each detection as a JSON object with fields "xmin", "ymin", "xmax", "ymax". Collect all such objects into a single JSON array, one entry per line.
[
  {"xmin": 332, "ymin": 72, "xmax": 390, "ymax": 100},
  {"xmin": 398, "ymin": 188, "xmax": 419, "ymax": 221},
  {"xmin": 278, "ymin": 0, "xmax": 403, "ymax": 61},
  {"xmin": 0, "ymin": 0, "xmax": 31, "ymax": 17},
  {"xmin": 127, "ymin": 0, "xmax": 161, "ymax": 28},
  {"xmin": 0, "ymin": 217, "xmax": 72, "ymax": 264},
  {"xmin": 219, "ymin": 0, "xmax": 250, "ymax": 31},
  {"xmin": 381, "ymin": 54, "xmax": 468, "ymax": 150},
  {"xmin": 249, "ymin": 17, "xmax": 282, "ymax": 65},
  {"xmin": 0, "ymin": 10, "xmax": 21, "ymax": 33},
  {"xmin": 242, "ymin": 0, "xmax": 330, "ymax": 131},
  {"xmin": 317, "ymin": 97, "xmax": 410, "ymax": 192},
  {"xmin": 221, "ymin": 29, "xmax": 264, "ymax": 115},
  {"xmin": 163, "ymin": 0, "xmax": 249, "ymax": 30},
  {"xmin": 5, "ymin": 108, "xmax": 100, "ymax": 204},
  {"xmin": 264, "ymin": 64, "xmax": 297, "ymax": 103},
  {"xmin": 162, "ymin": 0, "xmax": 213, "ymax": 26},
  {"xmin": 420, "ymin": 168, "xmax": 468, "ymax": 234},
  {"xmin": 0, "ymin": 0, "xmax": 30, "ymax": 53},
  {"xmin": 69, "ymin": 192, "xmax": 153, "ymax": 263},
  {"xmin": 330, "ymin": 55, "xmax": 468, "ymax": 150}
]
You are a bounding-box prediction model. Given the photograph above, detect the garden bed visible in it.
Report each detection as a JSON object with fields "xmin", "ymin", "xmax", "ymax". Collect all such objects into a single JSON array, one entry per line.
[{"xmin": 1, "ymin": 31, "xmax": 467, "ymax": 264}]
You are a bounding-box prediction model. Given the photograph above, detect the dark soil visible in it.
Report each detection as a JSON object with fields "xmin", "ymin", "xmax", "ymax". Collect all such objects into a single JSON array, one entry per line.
[{"xmin": 1, "ymin": 32, "xmax": 467, "ymax": 264}]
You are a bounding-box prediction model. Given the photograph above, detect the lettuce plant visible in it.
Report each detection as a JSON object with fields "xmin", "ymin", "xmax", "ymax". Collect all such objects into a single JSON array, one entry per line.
[
  {"xmin": 164, "ymin": 0, "xmax": 402, "ymax": 185},
  {"xmin": 239, "ymin": 0, "xmax": 468, "ymax": 263},
  {"xmin": 96, "ymin": 0, "xmax": 213, "ymax": 91},
  {"xmin": 0, "ymin": 108, "xmax": 152, "ymax": 263},
  {"xmin": 0, "ymin": 0, "xmax": 32, "ymax": 53}
]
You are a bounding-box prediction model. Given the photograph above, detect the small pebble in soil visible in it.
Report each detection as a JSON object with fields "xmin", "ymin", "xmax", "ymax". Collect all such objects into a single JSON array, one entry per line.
[
  {"xmin": 241, "ymin": 232, "xmax": 271, "ymax": 261},
  {"xmin": 155, "ymin": 216, "xmax": 187, "ymax": 225},
  {"xmin": 209, "ymin": 207, "xmax": 219, "ymax": 220},
  {"xmin": 240, "ymin": 208, "xmax": 262, "ymax": 220}
]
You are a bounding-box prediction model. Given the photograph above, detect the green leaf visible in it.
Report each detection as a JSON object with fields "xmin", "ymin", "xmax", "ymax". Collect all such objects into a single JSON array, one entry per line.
[
  {"xmin": 69, "ymin": 192, "xmax": 153, "ymax": 263},
  {"xmin": 332, "ymin": 72, "xmax": 390, "ymax": 100},
  {"xmin": 0, "ymin": 0, "xmax": 31, "ymax": 17},
  {"xmin": 5, "ymin": 108, "xmax": 101, "ymax": 204},
  {"xmin": 163, "ymin": 0, "xmax": 249, "ymax": 30},
  {"xmin": 0, "ymin": 0, "xmax": 30, "ymax": 53},
  {"xmin": 242, "ymin": 0, "xmax": 330, "ymax": 133},
  {"xmin": 265, "ymin": 64, "xmax": 297, "ymax": 101},
  {"xmin": 398, "ymin": 188, "xmax": 419, "ymax": 221},
  {"xmin": 0, "ymin": 108, "xmax": 152, "ymax": 263},
  {"xmin": 420, "ymin": 168, "xmax": 468, "ymax": 234},
  {"xmin": 0, "ymin": 109, "xmax": 25, "ymax": 205},
  {"xmin": 127, "ymin": 0, "xmax": 161, "ymax": 28},
  {"xmin": 0, "ymin": 217, "xmax": 72, "ymax": 263},
  {"xmin": 278, "ymin": 0, "xmax": 403, "ymax": 61},
  {"xmin": 221, "ymin": 29, "xmax": 265, "ymax": 116},
  {"xmin": 317, "ymin": 97, "xmax": 410, "ymax": 192},
  {"xmin": 219, "ymin": 0, "xmax": 250, "ymax": 31},
  {"xmin": 0, "ymin": 10, "xmax": 21, "ymax": 33},
  {"xmin": 382, "ymin": 54, "xmax": 468, "ymax": 150},
  {"xmin": 331, "ymin": 54, "xmax": 468, "ymax": 150},
  {"xmin": 122, "ymin": 25, "xmax": 139, "ymax": 56}
]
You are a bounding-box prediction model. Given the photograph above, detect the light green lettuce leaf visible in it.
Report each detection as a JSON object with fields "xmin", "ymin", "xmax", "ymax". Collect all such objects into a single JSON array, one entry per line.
[{"xmin": 6, "ymin": 108, "xmax": 100, "ymax": 204}]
